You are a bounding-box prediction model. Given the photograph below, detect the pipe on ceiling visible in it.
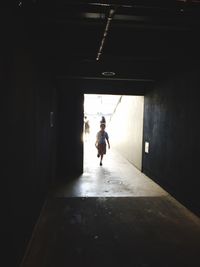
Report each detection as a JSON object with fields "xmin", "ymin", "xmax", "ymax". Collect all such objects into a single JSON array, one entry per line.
[{"xmin": 96, "ymin": 6, "xmax": 117, "ymax": 61}]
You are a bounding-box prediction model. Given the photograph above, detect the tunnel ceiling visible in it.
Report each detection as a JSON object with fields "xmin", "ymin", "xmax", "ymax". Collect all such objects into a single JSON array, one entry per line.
[{"xmin": 16, "ymin": 0, "xmax": 200, "ymax": 81}]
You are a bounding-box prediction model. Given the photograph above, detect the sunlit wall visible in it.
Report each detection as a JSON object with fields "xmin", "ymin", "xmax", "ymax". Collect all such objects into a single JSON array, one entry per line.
[{"xmin": 108, "ymin": 96, "xmax": 144, "ymax": 170}]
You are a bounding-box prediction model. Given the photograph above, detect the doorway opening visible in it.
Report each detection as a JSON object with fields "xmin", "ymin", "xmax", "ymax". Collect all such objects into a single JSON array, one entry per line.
[{"xmin": 83, "ymin": 94, "xmax": 144, "ymax": 172}]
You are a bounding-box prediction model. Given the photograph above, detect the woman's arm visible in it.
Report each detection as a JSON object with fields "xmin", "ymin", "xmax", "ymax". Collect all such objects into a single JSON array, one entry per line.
[
  {"xmin": 95, "ymin": 132, "xmax": 99, "ymax": 147},
  {"xmin": 106, "ymin": 137, "xmax": 110, "ymax": 149}
]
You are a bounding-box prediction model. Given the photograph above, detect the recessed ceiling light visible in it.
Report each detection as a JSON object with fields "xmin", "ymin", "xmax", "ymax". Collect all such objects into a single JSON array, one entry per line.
[{"xmin": 102, "ymin": 71, "xmax": 116, "ymax": 77}]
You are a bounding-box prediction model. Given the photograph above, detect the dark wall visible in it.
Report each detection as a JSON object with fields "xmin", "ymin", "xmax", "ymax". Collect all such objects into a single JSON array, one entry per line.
[
  {"xmin": 143, "ymin": 65, "xmax": 200, "ymax": 216},
  {"xmin": 58, "ymin": 78, "xmax": 151, "ymax": 95},
  {"xmin": 2, "ymin": 9, "xmax": 57, "ymax": 267},
  {"xmin": 57, "ymin": 83, "xmax": 84, "ymax": 179}
]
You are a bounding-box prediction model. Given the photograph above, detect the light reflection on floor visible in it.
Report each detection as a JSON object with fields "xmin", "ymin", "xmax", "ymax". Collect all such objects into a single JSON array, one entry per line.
[{"xmin": 55, "ymin": 133, "xmax": 168, "ymax": 197}]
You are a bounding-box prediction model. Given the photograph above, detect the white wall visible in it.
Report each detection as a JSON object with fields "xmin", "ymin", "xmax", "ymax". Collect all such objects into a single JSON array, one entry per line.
[{"xmin": 107, "ymin": 96, "xmax": 144, "ymax": 170}]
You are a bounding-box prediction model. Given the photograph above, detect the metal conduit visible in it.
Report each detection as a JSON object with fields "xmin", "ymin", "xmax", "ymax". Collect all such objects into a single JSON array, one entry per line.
[{"xmin": 96, "ymin": 7, "xmax": 117, "ymax": 61}]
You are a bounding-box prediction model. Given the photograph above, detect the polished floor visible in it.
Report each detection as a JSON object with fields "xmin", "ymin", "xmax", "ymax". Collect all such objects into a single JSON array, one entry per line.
[{"xmin": 21, "ymin": 139, "xmax": 200, "ymax": 267}]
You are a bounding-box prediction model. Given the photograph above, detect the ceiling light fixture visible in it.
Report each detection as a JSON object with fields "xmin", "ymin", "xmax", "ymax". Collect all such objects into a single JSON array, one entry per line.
[{"xmin": 102, "ymin": 71, "xmax": 116, "ymax": 77}]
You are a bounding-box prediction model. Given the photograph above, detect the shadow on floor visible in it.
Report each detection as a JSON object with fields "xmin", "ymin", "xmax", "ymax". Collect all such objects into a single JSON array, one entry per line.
[{"xmin": 21, "ymin": 196, "xmax": 200, "ymax": 267}]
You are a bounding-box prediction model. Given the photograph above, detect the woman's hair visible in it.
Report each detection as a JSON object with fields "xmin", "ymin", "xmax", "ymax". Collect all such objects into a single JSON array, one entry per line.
[{"xmin": 101, "ymin": 116, "xmax": 105, "ymax": 122}]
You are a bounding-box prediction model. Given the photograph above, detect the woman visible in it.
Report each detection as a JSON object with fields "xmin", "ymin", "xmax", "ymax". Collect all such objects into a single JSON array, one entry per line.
[{"xmin": 95, "ymin": 123, "xmax": 110, "ymax": 166}]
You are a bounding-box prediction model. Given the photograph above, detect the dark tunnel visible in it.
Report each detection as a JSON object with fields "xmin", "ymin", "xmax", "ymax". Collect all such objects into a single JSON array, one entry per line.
[{"xmin": 2, "ymin": 1, "xmax": 200, "ymax": 267}]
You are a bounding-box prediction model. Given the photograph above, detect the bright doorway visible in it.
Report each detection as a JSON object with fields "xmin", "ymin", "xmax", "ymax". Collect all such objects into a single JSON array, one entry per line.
[{"xmin": 83, "ymin": 94, "xmax": 144, "ymax": 171}]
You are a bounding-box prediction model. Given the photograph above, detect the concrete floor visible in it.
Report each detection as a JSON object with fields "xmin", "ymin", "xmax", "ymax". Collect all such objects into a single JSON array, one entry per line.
[
  {"xmin": 54, "ymin": 139, "xmax": 167, "ymax": 197},
  {"xmin": 21, "ymin": 139, "xmax": 200, "ymax": 267}
]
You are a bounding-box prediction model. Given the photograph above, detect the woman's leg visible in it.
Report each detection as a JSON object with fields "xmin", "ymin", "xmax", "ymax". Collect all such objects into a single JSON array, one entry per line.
[{"xmin": 100, "ymin": 154, "xmax": 103, "ymax": 166}]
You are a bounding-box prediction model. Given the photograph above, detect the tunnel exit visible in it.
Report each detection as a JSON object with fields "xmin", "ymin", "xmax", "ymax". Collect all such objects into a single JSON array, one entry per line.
[{"xmin": 83, "ymin": 94, "xmax": 144, "ymax": 171}]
